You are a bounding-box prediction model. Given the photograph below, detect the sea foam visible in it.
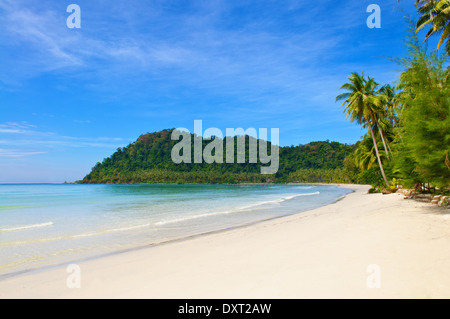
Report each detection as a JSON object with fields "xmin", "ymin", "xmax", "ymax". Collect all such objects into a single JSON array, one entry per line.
[
  {"xmin": 0, "ymin": 222, "xmax": 54, "ymax": 232},
  {"xmin": 155, "ymin": 191, "xmax": 320, "ymax": 226}
]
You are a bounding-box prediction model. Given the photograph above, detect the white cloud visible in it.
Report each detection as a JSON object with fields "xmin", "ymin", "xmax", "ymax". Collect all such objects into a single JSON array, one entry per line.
[
  {"xmin": 0, "ymin": 121, "xmax": 39, "ymax": 134},
  {"xmin": 0, "ymin": 0, "xmax": 365, "ymax": 91},
  {"xmin": 0, "ymin": 121, "xmax": 36, "ymax": 129},
  {"xmin": 0, "ymin": 121, "xmax": 131, "ymax": 155},
  {"xmin": 0, "ymin": 148, "xmax": 46, "ymax": 158}
]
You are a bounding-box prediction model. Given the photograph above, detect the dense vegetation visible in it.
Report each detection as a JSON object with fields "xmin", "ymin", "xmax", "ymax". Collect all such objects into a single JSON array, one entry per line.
[
  {"xmin": 336, "ymin": 9, "xmax": 449, "ymax": 192},
  {"xmin": 79, "ymin": 130, "xmax": 356, "ymax": 184}
]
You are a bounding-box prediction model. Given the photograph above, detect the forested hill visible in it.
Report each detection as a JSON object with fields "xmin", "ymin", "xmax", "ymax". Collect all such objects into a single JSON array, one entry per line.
[{"xmin": 79, "ymin": 129, "xmax": 356, "ymax": 184}]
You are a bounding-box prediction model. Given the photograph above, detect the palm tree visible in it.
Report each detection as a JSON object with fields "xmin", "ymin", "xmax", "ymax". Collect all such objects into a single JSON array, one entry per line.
[
  {"xmin": 378, "ymin": 84, "xmax": 402, "ymax": 146},
  {"xmin": 367, "ymin": 116, "xmax": 393, "ymax": 158},
  {"xmin": 379, "ymin": 85, "xmax": 400, "ymax": 126},
  {"xmin": 354, "ymin": 134, "xmax": 383, "ymax": 171},
  {"xmin": 368, "ymin": 95, "xmax": 392, "ymax": 161},
  {"xmin": 415, "ymin": 0, "xmax": 450, "ymax": 55},
  {"xmin": 336, "ymin": 72, "xmax": 390, "ymax": 187}
]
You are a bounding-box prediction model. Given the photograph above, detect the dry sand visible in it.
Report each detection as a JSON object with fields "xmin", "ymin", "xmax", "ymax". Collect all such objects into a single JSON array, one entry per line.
[{"xmin": 1, "ymin": 184, "xmax": 449, "ymax": 299}]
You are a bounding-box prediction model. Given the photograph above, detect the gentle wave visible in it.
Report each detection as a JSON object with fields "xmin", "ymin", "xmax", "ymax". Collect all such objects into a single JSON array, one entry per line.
[
  {"xmin": 103, "ymin": 223, "xmax": 152, "ymax": 233},
  {"xmin": 239, "ymin": 191, "xmax": 320, "ymax": 210},
  {"xmin": 0, "ymin": 222, "xmax": 54, "ymax": 232},
  {"xmin": 0, "ymin": 223, "xmax": 154, "ymax": 247},
  {"xmin": 0, "ymin": 191, "xmax": 321, "ymax": 242},
  {"xmin": 156, "ymin": 191, "xmax": 320, "ymax": 226},
  {"xmin": 69, "ymin": 223, "xmax": 154, "ymax": 239},
  {"xmin": 155, "ymin": 211, "xmax": 232, "ymax": 226},
  {"xmin": 283, "ymin": 191, "xmax": 320, "ymax": 200}
]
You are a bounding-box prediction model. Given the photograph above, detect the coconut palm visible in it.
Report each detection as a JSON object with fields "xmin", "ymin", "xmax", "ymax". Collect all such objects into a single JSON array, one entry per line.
[
  {"xmin": 379, "ymin": 85, "xmax": 400, "ymax": 126},
  {"xmin": 378, "ymin": 84, "xmax": 402, "ymax": 146},
  {"xmin": 336, "ymin": 72, "xmax": 390, "ymax": 187},
  {"xmin": 369, "ymin": 97, "xmax": 392, "ymax": 160},
  {"xmin": 354, "ymin": 134, "xmax": 390, "ymax": 185},
  {"xmin": 368, "ymin": 116, "xmax": 393, "ymax": 157},
  {"xmin": 415, "ymin": 0, "xmax": 450, "ymax": 54},
  {"xmin": 354, "ymin": 135, "xmax": 379, "ymax": 171}
]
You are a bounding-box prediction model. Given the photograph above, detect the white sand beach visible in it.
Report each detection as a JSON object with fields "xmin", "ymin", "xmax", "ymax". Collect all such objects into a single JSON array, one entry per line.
[{"xmin": 1, "ymin": 184, "xmax": 449, "ymax": 299}]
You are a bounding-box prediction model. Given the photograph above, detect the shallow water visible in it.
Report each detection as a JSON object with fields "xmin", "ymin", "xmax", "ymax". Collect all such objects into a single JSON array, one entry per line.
[{"xmin": 0, "ymin": 184, "xmax": 351, "ymax": 276}]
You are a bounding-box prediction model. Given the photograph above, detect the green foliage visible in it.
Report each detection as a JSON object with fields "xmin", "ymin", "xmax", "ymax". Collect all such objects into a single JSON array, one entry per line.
[
  {"xmin": 79, "ymin": 130, "xmax": 356, "ymax": 184},
  {"xmin": 336, "ymin": 72, "xmax": 390, "ymax": 187},
  {"xmin": 415, "ymin": 0, "xmax": 450, "ymax": 55},
  {"xmin": 288, "ymin": 167, "xmax": 352, "ymax": 184},
  {"xmin": 342, "ymin": 151, "xmax": 361, "ymax": 182},
  {"xmin": 393, "ymin": 29, "xmax": 450, "ymax": 189},
  {"xmin": 337, "ymin": 23, "xmax": 450, "ymax": 192},
  {"xmin": 357, "ymin": 167, "xmax": 385, "ymax": 187}
]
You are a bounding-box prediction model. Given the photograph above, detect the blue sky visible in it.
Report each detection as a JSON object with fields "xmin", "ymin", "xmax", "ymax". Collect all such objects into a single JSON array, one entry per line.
[{"xmin": 0, "ymin": 0, "xmax": 420, "ymax": 182}]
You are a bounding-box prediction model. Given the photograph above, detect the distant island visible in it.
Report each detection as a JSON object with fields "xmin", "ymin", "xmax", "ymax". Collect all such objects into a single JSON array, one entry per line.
[{"xmin": 78, "ymin": 129, "xmax": 365, "ymax": 185}]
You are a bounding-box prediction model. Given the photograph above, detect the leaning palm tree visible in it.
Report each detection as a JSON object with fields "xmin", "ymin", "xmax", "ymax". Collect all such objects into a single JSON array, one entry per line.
[
  {"xmin": 354, "ymin": 134, "xmax": 390, "ymax": 187},
  {"xmin": 354, "ymin": 134, "xmax": 381, "ymax": 171},
  {"xmin": 379, "ymin": 85, "xmax": 400, "ymax": 127},
  {"xmin": 415, "ymin": 0, "xmax": 450, "ymax": 55},
  {"xmin": 336, "ymin": 72, "xmax": 390, "ymax": 187},
  {"xmin": 378, "ymin": 84, "xmax": 402, "ymax": 148},
  {"xmin": 370, "ymin": 90, "xmax": 392, "ymax": 161},
  {"xmin": 365, "ymin": 116, "xmax": 393, "ymax": 158}
]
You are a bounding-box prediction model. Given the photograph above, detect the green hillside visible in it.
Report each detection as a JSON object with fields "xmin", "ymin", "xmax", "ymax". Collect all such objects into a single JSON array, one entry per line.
[{"xmin": 78, "ymin": 129, "xmax": 357, "ymax": 184}]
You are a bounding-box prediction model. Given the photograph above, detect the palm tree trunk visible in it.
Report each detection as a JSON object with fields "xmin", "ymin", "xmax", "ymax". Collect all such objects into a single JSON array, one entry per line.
[
  {"xmin": 377, "ymin": 122, "xmax": 391, "ymax": 160},
  {"xmin": 374, "ymin": 114, "xmax": 391, "ymax": 160},
  {"xmin": 368, "ymin": 120, "xmax": 389, "ymax": 187}
]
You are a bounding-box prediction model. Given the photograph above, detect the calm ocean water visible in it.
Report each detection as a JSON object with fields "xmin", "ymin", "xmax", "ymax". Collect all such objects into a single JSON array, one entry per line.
[{"xmin": 0, "ymin": 184, "xmax": 351, "ymax": 276}]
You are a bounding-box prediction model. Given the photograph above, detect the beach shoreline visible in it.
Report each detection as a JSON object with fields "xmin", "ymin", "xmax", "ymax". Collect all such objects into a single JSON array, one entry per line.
[
  {"xmin": 1, "ymin": 184, "xmax": 449, "ymax": 299},
  {"xmin": 0, "ymin": 184, "xmax": 350, "ymax": 282}
]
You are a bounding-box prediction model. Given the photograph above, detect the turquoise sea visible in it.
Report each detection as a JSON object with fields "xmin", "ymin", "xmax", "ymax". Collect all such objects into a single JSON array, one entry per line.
[{"xmin": 0, "ymin": 184, "xmax": 351, "ymax": 277}]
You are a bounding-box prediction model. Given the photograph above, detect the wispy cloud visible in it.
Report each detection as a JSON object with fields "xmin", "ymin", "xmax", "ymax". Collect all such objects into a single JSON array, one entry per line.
[
  {"xmin": 0, "ymin": 148, "xmax": 46, "ymax": 158},
  {"xmin": 0, "ymin": 121, "xmax": 39, "ymax": 134},
  {"xmin": 0, "ymin": 121, "xmax": 131, "ymax": 155},
  {"xmin": 0, "ymin": 0, "xmax": 368, "ymax": 92}
]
